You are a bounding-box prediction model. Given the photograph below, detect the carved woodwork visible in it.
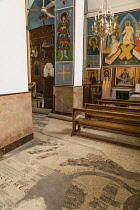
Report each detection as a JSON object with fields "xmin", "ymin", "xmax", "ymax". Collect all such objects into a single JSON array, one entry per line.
[
  {"xmin": 30, "ymin": 25, "xmax": 55, "ymax": 109},
  {"xmin": 43, "ymin": 76, "xmax": 54, "ymax": 109},
  {"xmin": 30, "ymin": 25, "xmax": 54, "ymax": 92}
]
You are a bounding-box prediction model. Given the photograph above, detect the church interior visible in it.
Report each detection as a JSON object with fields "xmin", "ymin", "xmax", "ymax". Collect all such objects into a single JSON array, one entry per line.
[{"xmin": 0, "ymin": 0, "xmax": 140, "ymax": 209}]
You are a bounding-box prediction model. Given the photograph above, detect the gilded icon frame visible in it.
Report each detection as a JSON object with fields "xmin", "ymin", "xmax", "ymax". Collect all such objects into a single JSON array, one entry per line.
[
  {"xmin": 135, "ymin": 67, "xmax": 140, "ymax": 84},
  {"xmin": 86, "ymin": 68, "xmax": 100, "ymax": 84},
  {"xmin": 115, "ymin": 67, "xmax": 135, "ymax": 86},
  {"xmin": 101, "ymin": 67, "xmax": 112, "ymax": 81}
]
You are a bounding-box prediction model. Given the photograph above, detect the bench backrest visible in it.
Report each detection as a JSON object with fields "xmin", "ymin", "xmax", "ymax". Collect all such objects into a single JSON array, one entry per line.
[
  {"xmin": 101, "ymin": 98, "xmax": 140, "ymax": 103},
  {"xmin": 84, "ymin": 103, "xmax": 140, "ymax": 114},
  {"xmin": 99, "ymin": 101, "xmax": 140, "ymax": 107},
  {"xmin": 85, "ymin": 109, "xmax": 140, "ymax": 126}
]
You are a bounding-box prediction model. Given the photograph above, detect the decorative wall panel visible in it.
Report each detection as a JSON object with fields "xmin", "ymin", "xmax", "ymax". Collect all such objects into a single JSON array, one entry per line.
[
  {"xmin": 55, "ymin": 62, "xmax": 73, "ymax": 85},
  {"xmin": 55, "ymin": 1, "xmax": 74, "ymax": 86},
  {"xmin": 56, "ymin": 0, "xmax": 74, "ymax": 10},
  {"xmin": 87, "ymin": 18, "xmax": 100, "ymax": 68}
]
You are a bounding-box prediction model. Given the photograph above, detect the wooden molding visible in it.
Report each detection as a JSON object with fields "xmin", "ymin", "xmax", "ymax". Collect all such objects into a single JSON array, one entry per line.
[{"xmin": 0, "ymin": 133, "xmax": 34, "ymax": 157}]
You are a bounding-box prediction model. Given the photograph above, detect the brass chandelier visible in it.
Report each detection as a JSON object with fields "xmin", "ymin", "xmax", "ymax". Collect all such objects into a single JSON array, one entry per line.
[{"xmin": 92, "ymin": 0, "xmax": 116, "ymax": 38}]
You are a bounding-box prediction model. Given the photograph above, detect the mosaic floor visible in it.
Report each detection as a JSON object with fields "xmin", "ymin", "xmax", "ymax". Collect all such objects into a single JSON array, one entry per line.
[{"xmin": 0, "ymin": 113, "xmax": 140, "ymax": 210}]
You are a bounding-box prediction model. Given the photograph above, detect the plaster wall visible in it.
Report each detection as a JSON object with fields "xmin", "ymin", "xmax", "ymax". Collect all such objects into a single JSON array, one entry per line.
[
  {"xmin": 0, "ymin": 92, "xmax": 33, "ymax": 148},
  {"xmin": 74, "ymin": 0, "xmax": 85, "ymax": 86},
  {"xmin": 0, "ymin": 0, "xmax": 28, "ymax": 95}
]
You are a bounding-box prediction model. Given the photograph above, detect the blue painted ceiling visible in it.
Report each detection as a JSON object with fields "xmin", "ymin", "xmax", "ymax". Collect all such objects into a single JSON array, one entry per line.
[{"xmin": 28, "ymin": 0, "xmax": 54, "ymax": 30}]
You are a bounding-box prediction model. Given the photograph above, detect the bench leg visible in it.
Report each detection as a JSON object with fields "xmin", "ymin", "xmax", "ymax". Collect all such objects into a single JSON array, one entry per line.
[
  {"xmin": 71, "ymin": 131, "xmax": 74, "ymax": 136},
  {"xmin": 77, "ymin": 125, "xmax": 81, "ymax": 131},
  {"xmin": 71, "ymin": 126, "xmax": 81, "ymax": 136}
]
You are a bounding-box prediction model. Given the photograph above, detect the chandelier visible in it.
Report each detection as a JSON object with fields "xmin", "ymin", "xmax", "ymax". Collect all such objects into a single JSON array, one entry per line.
[{"xmin": 92, "ymin": 0, "xmax": 116, "ymax": 38}]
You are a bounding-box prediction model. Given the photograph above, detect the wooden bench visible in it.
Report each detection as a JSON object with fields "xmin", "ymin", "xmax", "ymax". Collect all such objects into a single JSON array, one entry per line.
[
  {"xmin": 84, "ymin": 103, "xmax": 140, "ymax": 114},
  {"xmin": 102, "ymin": 98, "xmax": 140, "ymax": 103},
  {"xmin": 71, "ymin": 107, "xmax": 140, "ymax": 150},
  {"xmin": 92, "ymin": 99, "xmax": 140, "ymax": 108}
]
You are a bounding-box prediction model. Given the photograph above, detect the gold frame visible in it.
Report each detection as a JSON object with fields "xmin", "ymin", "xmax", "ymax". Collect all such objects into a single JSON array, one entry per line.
[
  {"xmin": 86, "ymin": 69, "xmax": 100, "ymax": 83},
  {"xmin": 115, "ymin": 67, "xmax": 135, "ymax": 86},
  {"xmin": 135, "ymin": 67, "xmax": 140, "ymax": 84},
  {"xmin": 32, "ymin": 60, "xmax": 41, "ymax": 77},
  {"xmin": 101, "ymin": 67, "xmax": 112, "ymax": 81}
]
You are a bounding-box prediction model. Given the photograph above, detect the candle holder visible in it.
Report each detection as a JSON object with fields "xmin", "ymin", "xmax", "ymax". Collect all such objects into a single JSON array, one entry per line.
[{"xmin": 92, "ymin": 0, "xmax": 116, "ymax": 38}]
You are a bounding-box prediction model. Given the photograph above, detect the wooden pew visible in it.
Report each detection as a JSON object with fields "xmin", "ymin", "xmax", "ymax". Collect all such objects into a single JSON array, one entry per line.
[
  {"xmin": 85, "ymin": 109, "xmax": 140, "ymax": 126},
  {"xmin": 71, "ymin": 107, "xmax": 140, "ymax": 150},
  {"xmin": 92, "ymin": 99, "xmax": 140, "ymax": 107},
  {"xmin": 84, "ymin": 103, "xmax": 140, "ymax": 114},
  {"xmin": 102, "ymin": 98, "xmax": 140, "ymax": 103}
]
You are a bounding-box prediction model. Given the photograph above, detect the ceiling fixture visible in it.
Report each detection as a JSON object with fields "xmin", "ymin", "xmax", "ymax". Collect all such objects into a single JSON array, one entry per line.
[
  {"xmin": 27, "ymin": 0, "xmax": 55, "ymax": 18},
  {"xmin": 92, "ymin": 0, "xmax": 116, "ymax": 38}
]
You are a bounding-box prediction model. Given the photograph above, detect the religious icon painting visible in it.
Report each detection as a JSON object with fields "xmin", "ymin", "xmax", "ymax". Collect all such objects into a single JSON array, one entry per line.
[
  {"xmin": 87, "ymin": 36, "xmax": 100, "ymax": 56},
  {"xmin": 87, "ymin": 19, "xmax": 101, "ymax": 68},
  {"xmin": 55, "ymin": 62, "xmax": 73, "ymax": 85},
  {"xmin": 32, "ymin": 60, "xmax": 41, "ymax": 77},
  {"xmin": 97, "ymin": 9, "xmax": 140, "ymax": 66},
  {"xmin": 115, "ymin": 67, "xmax": 135, "ymax": 86},
  {"xmin": 135, "ymin": 67, "xmax": 140, "ymax": 84},
  {"xmin": 86, "ymin": 69, "xmax": 100, "ymax": 85},
  {"xmin": 55, "ymin": 8, "xmax": 74, "ymax": 62},
  {"xmin": 101, "ymin": 68, "xmax": 112, "ymax": 81},
  {"xmin": 56, "ymin": 0, "xmax": 74, "ymax": 10}
]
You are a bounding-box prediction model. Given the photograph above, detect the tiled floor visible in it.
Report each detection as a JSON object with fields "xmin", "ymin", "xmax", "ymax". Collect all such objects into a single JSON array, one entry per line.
[{"xmin": 0, "ymin": 113, "xmax": 140, "ymax": 210}]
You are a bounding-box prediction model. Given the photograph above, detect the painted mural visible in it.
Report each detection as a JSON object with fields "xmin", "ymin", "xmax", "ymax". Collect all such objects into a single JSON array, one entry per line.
[
  {"xmin": 56, "ymin": 0, "xmax": 74, "ymax": 10},
  {"xmin": 87, "ymin": 55, "xmax": 100, "ymax": 68},
  {"xmin": 55, "ymin": 62, "xmax": 73, "ymax": 85},
  {"xmin": 87, "ymin": 19, "xmax": 100, "ymax": 68},
  {"xmin": 102, "ymin": 9, "xmax": 140, "ymax": 66},
  {"xmin": 55, "ymin": 1, "xmax": 74, "ymax": 86},
  {"xmin": 88, "ymin": 9, "xmax": 140, "ymax": 67},
  {"xmin": 55, "ymin": 8, "xmax": 73, "ymax": 62}
]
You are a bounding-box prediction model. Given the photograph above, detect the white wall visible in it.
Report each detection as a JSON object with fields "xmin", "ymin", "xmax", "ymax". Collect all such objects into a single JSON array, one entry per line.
[
  {"xmin": 74, "ymin": 0, "xmax": 85, "ymax": 86},
  {"xmin": 0, "ymin": 0, "xmax": 28, "ymax": 95}
]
